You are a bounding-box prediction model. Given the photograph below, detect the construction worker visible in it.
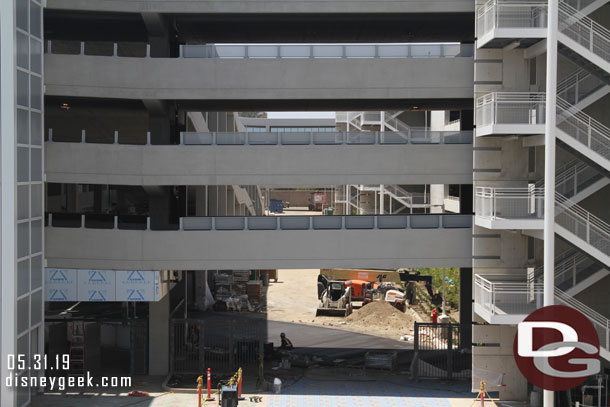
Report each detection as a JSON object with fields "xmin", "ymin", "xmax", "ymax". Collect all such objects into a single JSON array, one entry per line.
[
  {"xmin": 431, "ymin": 308, "xmax": 438, "ymax": 323},
  {"xmin": 279, "ymin": 333, "xmax": 293, "ymax": 350}
]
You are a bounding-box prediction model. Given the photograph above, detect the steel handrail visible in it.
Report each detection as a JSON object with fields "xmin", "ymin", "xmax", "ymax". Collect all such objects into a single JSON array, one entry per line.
[{"xmin": 559, "ymin": 1, "xmax": 610, "ymax": 64}]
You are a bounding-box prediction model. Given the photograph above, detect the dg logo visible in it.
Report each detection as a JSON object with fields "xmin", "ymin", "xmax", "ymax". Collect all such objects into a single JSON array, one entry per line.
[{"xmin": 514, "ymin": 305, "xmax": 601, "ymax": 391}]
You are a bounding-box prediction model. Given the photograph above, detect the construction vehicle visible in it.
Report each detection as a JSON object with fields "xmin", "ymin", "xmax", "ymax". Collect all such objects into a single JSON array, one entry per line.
[
  {"xmin": 316, "ymin": 280, "xmax": 353, "ymax": 317},
  {"xmin": 318, "ymin": 275, "xmax": 377, "ymax": 302},
  {"xmin": 308, "ymin": 192, "xmax": 327, "ymax": 211},
  {"xmin": 319, "ymin": 268, "xmax": 437, "ymax": 307}
]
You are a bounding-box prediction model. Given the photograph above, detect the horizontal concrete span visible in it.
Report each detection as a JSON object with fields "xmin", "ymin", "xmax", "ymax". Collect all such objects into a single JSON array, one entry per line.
[
  {"xmin": 45, "ymin": 141, "xmax": 474, "ymax": 185},
  {"xmin": 44, "ymin": 54, "xmax": 474, "ymax": 101},
  {"xmin": 45, "ymin": 220, "xmax": 473, "ymax": 270},
  {"xmin": 46, "ymin": 0, "xmax": 475, "ymax": 14}
]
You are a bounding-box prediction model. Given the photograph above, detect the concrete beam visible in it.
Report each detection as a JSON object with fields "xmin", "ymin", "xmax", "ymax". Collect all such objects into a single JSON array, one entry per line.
[
  {"xmin": 45, "ymin": 142, "xmax": 474, "ymax": 185},
  {"xmin": 45, "ymin": 0, "xmax": 475, "ymax": 14},
  {"xmin": 45, "ymin": 226, "xmax": 473, "ymax": 270},
  {"xmin": 44, "ymin": 54, "xmax": 474, "ymax": 101}
]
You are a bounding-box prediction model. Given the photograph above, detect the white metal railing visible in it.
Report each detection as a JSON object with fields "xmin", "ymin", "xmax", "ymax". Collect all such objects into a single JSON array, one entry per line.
[
  {"xmin": 180, "ymin": 43, "xmax": 474, "ymax": 59},
  {"xmin": 474, "ymin": 274, "xmax": 543, "ymax": 317},
  {"xmin": 562, "ymin": 0, "xmax": 604, "ymax": 12},
  {"xmin": 384, "ymin": 185, "xmax": 431, "ymax": 209},
  {"xmin": 477, "ymin": 186, "xmax": 610, "ymax": 258},
  {"xmin": 477, "ymin": 0, "xmax": 548, "ymax": 38},
  {"xmin": 536, "ymin": 159, "xmax": 604, "ymax": 200},
  {"xmin": 556, "ymin": 193, "xmax": 610, "ymax": 258},
  {"xmin": 46, "ymin": 129, "xmax": 473, "ymax": 146},
  {"xmin": 46, "ymin": 213, "xmax": 473, "ymax": 231},
  {"xmin": 557, "ymin": 68, "xmax": 607, "ymax": 106},
  {"xmin": 559, "ymin": 1, "xmax": 610, "ymax": 66},
  {"xmin": 476, "ymin": 93, "xmax": 546, "ymax": 128},
  {"xmin": 475, "ymin": 274, "xmax": 610, "ymax": 351},
  {"xmin": 556, "ymin": 97, "xmax": 610, "ymax": 162},
  {"xmin": 531, "ymin": 250, "xmax": 596, "ymax": 290},
  {"xmin": 556, "ymin": 289, "xmax": 610, "ymax": 353},
  {"xmin": 475, "ymin": 187, "xmax": 544, "ymax": 219}
]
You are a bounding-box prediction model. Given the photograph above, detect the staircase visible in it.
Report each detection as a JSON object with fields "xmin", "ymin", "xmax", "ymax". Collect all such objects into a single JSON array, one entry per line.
[
  {"xmin": 537, "ymin": 159, "xmax": 609, "ymax": 202},
  {"xmin": 556, "ymin": 96, "xmax": 610, "ymax": 174},
  {"xmin": 555, "ymin": 289, "xmax": 610, "ymax": 360},
  {"xmin": 557, "ymin": 68, "xmax": 610, "ymax": 110},
  {"xmin": 532, "ymin": 249, "xmax": 609, "ymax": 295},
  {"xmin": 555, "ymin": 192, "xmax": 610, "ymax": 268},
  {"xmin": 558, "ymin": 1, "xmax": 610, "ymax": 84}
]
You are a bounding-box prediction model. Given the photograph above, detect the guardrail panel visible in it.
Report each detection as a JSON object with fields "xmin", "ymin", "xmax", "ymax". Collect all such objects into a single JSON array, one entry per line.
[{"xmin": 215, "ymin": 217, "xmax": 246, "ymax": 230}]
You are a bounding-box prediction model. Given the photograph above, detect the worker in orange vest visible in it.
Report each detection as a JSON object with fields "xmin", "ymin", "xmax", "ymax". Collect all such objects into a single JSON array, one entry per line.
[{"xmin": 431, "ymin": 308, "xmax": 438, "ymax": 323}]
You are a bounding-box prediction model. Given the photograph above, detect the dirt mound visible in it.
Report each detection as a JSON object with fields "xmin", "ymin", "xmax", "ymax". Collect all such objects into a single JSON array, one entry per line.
[{"xmin": 346, "ymin": 301, "xmax": 416, "ymax": 332}]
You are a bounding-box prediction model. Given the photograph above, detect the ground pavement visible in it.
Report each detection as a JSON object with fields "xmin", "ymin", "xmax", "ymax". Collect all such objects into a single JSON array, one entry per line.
[{"xmin": 30, "ymin": 374, "xmax": 519, "ymax": 407}]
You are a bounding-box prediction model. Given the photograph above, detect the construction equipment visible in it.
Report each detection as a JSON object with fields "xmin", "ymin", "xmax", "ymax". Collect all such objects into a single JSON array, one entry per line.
[
  {"xmin": 318, "ymin": 275, "xmax": 377, "ymax": 301},
  {"xmin": 316, "ymin": 280, "xmax": 353, "ymax": 317},
  {"xmin": 308, "ymin": 192, "xmax": 327, "ymax": 211}
]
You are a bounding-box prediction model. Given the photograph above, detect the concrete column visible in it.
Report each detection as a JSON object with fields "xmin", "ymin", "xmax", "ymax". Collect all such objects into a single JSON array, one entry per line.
[
  {"xmin": 142, "ymin": 100, "xmax": 174, "ymax": 145},
  {"xmin": 459, "ymin": 184, "xmax": 473, "ymax": 214},
  {"xmin": 430, "ymin": 184, "xmax": 445, "ymax": 213},
  {"xmin": 227, "ymin": 188, "xmax": 235, "ymax": 216},
  {"xmin": 459, "ymin": 268, "xmax": 472, "ymax": 349},
  {"xmin": 195, "ymin": 186, "xmax": 207, "ymax": 216},
  {"xmin": 148, "ymin": 293, "xmax": 170, "ymax": 375},
  {"xmin": 141, "ymin": 13, "xmax": 171, "ymax": 58},
  {"xmin": 218, "ymin": 186, "xmax": 227, "ymax": 216},
  {"xmin": 147, "ymin": 186, "xmax": 174, "ymax": 230},
  {"xmin": 208, "ymin": 186, "xmax": 218, "ymax": 216}
]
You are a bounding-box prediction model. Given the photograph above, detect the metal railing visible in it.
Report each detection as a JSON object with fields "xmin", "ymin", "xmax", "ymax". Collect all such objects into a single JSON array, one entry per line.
[
  {"xmin": 477, "ymin": 0, "xmax": 548, "ymax": 38},
  {"xmin": 45, "ymin": 213, "xmax": 473, "ymax": 231},
  {"xmin": 557, "ymin": 68, "xmax": 607, "ymax": 106},
  {"xmin": 383, "ymin": 185, "xmax": 430, "ymax": 208},
  {"xmin": 46, "ymin": 129, "xmax": 474, "ymax": 146},
  {"xmin": 45, "ymin": 40, "xmax": 150, "ymax": 57},
  {"xmin": 474, "ymin": 274, "xmax": 543, "ymax": 317},
  {"xmin": 180, "ymin": 43, "xmax": 474, "ymax": 59},
  {"xmin": 475, "ymin": 93, "xmax": 546, "ymax": 128},
  {"xmin": 559, "ymin": 1, "xmax": 610, "ymax": 66},
  {"xmin": 531, "ymin": 250, "xmax": 599, "ymax": 291},
  {"xmin": 475, "ymin": 274, "xmax": 610, "ymax": 351},
  {"xmin": 536, "ymin": 159, "xmax": 605, "ymax": 200},
  {"xmin": 555, "ymin": 289, "xmax": 610, "ymax": 354},
  {"xmin": 180, "ymin": 214, "xmax": 472, "ymax": 231},
  {"xmin": 556, "ymin": 193, "xmax": 610, "ymax": 258},
  {"xmin": 556, "ymin": 97, "xmax": 610, "ymax": 163},
  {"xmin": 181, "ymin": 130, "xmax": 473, "ymax": 145},
  {"xmin": 476, "ymin": 186, "xmax": 610, "ymax": 258},
  {"xmin": 475, "ymin": 187, "xmax": 544, "ymax": 219}
]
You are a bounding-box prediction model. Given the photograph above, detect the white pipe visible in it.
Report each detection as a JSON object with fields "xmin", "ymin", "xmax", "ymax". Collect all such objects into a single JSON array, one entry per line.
[{"xmin": 544, "ymin": 0, "xmax": 559, "ymax": 405}]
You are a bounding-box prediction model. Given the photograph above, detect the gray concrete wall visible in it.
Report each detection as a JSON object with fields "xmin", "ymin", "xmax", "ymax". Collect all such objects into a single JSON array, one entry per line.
[
  {"xmin": 45, "ymin": 226, "xmax": 473, "ymax": 270},
  {"xmin": 45, "ymin": 142, "xmax": 474, "ymax": 185},
  {"xmin": 45, "ymin": 0, "xmax": 475, "ymax": 13},
  {"xmin": 44, "ymin": 54, "xmax": 474, "ymax": 101}
]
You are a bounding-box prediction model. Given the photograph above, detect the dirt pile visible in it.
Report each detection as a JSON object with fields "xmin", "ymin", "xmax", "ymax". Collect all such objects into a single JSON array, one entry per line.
[{"xmin": 346, "ymin": 302, "xmax": 416, "ymax": 332}]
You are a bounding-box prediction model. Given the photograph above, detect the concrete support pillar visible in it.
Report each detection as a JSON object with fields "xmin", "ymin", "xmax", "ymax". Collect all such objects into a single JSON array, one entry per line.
[
  {"xmin": 142, "ymin": 100, "xmax": 174, "ymax": 145},
  {"xmin": 217, "ymin": 186, "xmax": 227, "ymax": 216},
  {"xmin": 459, "ymin": 184, "xmax": 473, "ymax": 214},
  {"xmin": 208, "ymin": 186, "xmax": 218, "ymax": 216},
  {"xmin": 148, "ymin": 293, "xmax": 170, "ymax": 375},
  {"xmin": 459, "ymin": 268, "xmax": 472, "ymax": 349},
  {"xmin": 227, "ymin": 188, "xmax": 235, "ymax": 216},
  {"xmin": 141, "ymin": 13, "xmax": 171, "ymax": 58},
  {"xmin": 195, "ymin": 186, "xmax": 207, "ymax": 216},
  {"xmin": 147, "ymin": 186, "xmax": 174, "ymax": 230},
  {"xmin": 430, "ymin": 184, "xmax": 445, "ymax": 213}
]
